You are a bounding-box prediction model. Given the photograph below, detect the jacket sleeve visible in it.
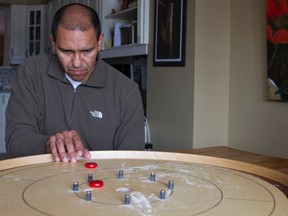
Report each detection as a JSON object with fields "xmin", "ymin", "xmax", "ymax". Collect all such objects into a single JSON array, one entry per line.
[
  {"xmin": 113, "ymin": 85, "xmax": 145, "ymax": 150},
  {"xmin": 5, "ymin": 62, "xmax": 49, "ymax": 158}
]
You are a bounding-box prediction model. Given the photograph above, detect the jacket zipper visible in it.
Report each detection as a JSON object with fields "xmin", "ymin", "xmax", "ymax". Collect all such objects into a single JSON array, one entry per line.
[{"xmin": 70, "ymin": 88, "xmax": 77, "ymax": 117}]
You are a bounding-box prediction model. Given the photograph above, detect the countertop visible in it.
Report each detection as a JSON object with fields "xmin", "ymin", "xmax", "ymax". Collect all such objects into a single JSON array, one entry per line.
[{"xmin": 0, "ymin": 66, "xmax": 16, "ymax": 92}]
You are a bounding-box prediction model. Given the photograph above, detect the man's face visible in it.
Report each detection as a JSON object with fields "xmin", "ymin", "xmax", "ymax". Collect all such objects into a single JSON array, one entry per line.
[{"xmin": 50, "ymin": 26, "xmax": 103, "ymax": 82}]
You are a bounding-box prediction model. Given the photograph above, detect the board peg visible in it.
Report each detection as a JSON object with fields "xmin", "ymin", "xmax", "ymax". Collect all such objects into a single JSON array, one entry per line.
[
  {"xmin": 150, "ymin": 172, "xmax": 156, "ymax": 181},
  {"xmin": 118, "ymin": 170, "xmax": 124, "ymax": 179},
  {"xmin": 88, "ymin": 173, "xmax": 93, "ymax": 182},
  {"xmin": 168, "ymin": 180, "xmax": 174, "ymax": 189},
  {"xmin": 73, "ymin": 181, "xmax": 79, "ymax": 191},
  {"xmin": 159, "ymin": 189, "xmax": 166, "ymax": 199},
  {"xmin": 85, "ymin": 191, "xmax": 92, "ymax": 201},
  {"xmin": 124, "ymin": 194, "xmax": 131, "ymax": 205}
]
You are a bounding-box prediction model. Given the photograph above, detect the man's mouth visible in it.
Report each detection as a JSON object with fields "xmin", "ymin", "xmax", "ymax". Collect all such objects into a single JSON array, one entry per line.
[{"xmin": 70, "ymin": 69, "xmax": 85, "ymax": 75}]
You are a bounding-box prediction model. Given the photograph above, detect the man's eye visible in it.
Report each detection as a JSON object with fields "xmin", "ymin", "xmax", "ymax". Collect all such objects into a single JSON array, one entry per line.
[
  {"xmin": 62, "ymin": 50, "xmax": 72, "ymax": 54},
  {"xmin": 82, "ymin": 50, "xmax": 91, "ymax": 54}
]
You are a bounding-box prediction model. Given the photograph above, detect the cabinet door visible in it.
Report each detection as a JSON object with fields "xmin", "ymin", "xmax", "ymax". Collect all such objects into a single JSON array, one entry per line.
[
  {"xmin": 0, "ymin": 93, "xmax": 10, "ymax": 153},
  {"xmin": 27, "ymin": 5, "xmax": 45, "ymax": 57},
  {"xmin": 9, "ymin": 5, "xmax": 27, "ymax": 65}
]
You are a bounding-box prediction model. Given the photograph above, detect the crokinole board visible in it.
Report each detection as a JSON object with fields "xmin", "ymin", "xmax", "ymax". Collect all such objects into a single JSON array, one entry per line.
[{"xmin": 0, "ymin": 151, "xmax": 287, "ymax": 216}]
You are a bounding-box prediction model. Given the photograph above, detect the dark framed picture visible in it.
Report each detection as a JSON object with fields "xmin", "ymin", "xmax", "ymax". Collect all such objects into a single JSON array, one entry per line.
[{"xmin": 153, "ymin": 0, "xmax": 187, "ymax": 67}]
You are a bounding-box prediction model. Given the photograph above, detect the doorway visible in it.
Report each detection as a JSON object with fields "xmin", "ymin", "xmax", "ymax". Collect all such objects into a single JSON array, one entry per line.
[
  {"xmin": 0, "ymin": 9, "xmax": 5, "ymax": 66},
  {"xmin": 0, "ymin": 6, "xmax": 9, "ymax": 66}
]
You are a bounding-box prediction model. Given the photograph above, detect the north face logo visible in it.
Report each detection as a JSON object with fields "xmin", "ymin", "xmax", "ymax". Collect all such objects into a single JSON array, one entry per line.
[{"xmin": 90, "ymin": 110, "xmax": 103, "ymax": 118}]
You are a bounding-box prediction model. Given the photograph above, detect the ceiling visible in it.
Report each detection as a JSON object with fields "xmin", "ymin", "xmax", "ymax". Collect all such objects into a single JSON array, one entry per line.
[{"xmin": 0, "ymin": 0, "xmax": 50, "ymax": 5}]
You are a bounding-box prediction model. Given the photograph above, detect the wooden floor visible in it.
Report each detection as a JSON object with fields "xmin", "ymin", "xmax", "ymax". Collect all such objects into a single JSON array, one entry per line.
[{"xmin": 178, "ymin": 146, "xmax": 288, "ymax": 197}]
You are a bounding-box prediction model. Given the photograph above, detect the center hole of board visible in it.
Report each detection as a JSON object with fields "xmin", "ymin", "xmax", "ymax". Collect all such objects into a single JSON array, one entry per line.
[{"xmin": 115, "ymin": 187, "xmax": 132, "ymax": 193}]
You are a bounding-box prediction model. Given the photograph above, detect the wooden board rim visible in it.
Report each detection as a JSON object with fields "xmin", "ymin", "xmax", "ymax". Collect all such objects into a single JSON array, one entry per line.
[{"xmin": 1, "ymin": 150, "xmax": 287, "ymax": 186}]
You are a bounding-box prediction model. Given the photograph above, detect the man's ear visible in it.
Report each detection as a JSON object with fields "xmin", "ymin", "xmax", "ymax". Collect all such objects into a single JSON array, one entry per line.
[
  {"xmin": 49, "ymin": 34, "xmax": 56, "ymax": 52},
  {"xmin": 98, "ymin": 33, "xmax": 104, "ymax": 51}
]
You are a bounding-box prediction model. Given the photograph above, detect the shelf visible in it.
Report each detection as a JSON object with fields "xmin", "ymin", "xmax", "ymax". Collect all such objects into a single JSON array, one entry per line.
[
  {"xmin": 99, "ymin": 44, "xmax": 148, "ymax": 59},
  {"xmin": 105, "ymin": 6, "xmax": 137, "ymax": 20}
]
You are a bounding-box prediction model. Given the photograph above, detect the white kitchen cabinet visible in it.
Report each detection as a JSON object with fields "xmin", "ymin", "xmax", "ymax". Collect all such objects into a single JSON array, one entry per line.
[
  {"xmin": 8, "ymin": 5, "xmax": 45, "ymax": 65},
  {"xmin": 27, "ymin": 5, "xmax": 45, "ymax": 57},
  {"xmin": 0, "ymin": 93, "xmax": 10, "ymax": 153},
  {"xmin": 8, "ymin": 5, "xmax": 27, "ymax": 65}
]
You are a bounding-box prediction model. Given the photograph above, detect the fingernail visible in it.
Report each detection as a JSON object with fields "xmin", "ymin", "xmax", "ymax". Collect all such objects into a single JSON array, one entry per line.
[{"xmin": 77, "ymin": 151, "xmax": 83, "ymax": 157}]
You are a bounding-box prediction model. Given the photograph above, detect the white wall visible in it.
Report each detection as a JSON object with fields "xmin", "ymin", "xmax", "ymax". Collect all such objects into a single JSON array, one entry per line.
[
  {"xmin": 147, "ymin": 0, "xmax": 230, "ymax": 152},
  {"xmin": 147, "ymin": 0, "xmax": 288, "ymax": 158},
  {"xmin": 146, "ymin": 0, "xmax": 195, "ymax": 151},
  {"xmin": 193, "ymin": 0, "xmax": 230, "ymax": 148}
]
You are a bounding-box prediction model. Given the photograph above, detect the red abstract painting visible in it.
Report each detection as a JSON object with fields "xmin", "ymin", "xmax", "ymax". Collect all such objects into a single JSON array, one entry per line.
[{"xmin": 267, "ymin": 0, "xmax": 288, "ymax": 100}]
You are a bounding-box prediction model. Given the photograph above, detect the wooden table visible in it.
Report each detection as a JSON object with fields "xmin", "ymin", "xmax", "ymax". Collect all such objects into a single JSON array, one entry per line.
[
  {"xmin": 178, "ymin": 146, "xmax": 288, "ymax": 196},
  {"xmin": 178, "ymin": 146, "xmax": 288, "ymax": 175}
]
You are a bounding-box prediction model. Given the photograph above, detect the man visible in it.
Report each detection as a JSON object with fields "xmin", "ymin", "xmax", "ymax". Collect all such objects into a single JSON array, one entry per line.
[{"xmin": 5, "ymin": 3, "xmax": 145, "ymax": 162}]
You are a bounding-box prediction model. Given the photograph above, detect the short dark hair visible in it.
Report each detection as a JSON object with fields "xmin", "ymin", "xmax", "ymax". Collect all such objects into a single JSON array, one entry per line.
[{"xmin": 51, "ymin": 3, "xmax": 101, "ymax": 40}]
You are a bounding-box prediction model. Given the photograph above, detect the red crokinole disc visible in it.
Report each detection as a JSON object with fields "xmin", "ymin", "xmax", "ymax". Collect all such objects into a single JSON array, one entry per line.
[
  {"xmin": 85, "ymin": 162, "xmax": 97, "ymax": 169},
  {"xmin": 89, "ymin": 180, "xmax": 104, "ymax": 188}
]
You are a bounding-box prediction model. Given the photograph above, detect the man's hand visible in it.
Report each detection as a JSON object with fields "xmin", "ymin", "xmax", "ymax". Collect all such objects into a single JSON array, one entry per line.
[{"xmin": 46, "ymin": 130, "xmax": 91, "ymax": 162}]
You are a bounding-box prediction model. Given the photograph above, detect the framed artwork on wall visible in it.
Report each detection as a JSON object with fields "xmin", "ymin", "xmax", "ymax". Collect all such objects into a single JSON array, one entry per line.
[
  {"xmin": 153, "ymin": 0, "xmax": 187, "ymax": 67},
  {"xmin": 267, "ymin": 0, "xmax": 288, "ymax": 101}
]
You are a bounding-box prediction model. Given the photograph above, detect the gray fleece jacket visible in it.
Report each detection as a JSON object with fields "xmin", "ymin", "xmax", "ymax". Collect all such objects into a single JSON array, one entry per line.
[{"xmin": 6, "ymin": 54, "xmax": 145, "ymax": 157}]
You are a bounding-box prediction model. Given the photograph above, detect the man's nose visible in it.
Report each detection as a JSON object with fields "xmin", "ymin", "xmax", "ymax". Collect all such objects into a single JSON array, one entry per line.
[{"xmin": 72, "ymin": 53, "xmax": 82, "ymax": 68}]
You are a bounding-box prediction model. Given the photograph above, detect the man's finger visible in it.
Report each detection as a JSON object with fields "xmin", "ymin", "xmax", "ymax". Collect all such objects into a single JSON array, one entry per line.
[
  {"xmin": 55, "ymin": 137, "xmax": 69, "ymax": 162},
  {"xmin": 71, "ymin": 130, "xmax": 88, "ymax": 158},
  {"xmin": 83, "ymin": 149, "xmax": 91, "ymax": 159},
  {"xmin": 47, "ymin": 137, "xmax": 61, "ymax": 162}
]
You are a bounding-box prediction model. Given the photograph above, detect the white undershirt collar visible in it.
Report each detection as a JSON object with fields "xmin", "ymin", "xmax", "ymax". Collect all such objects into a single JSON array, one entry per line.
[{"xmin": 65, "ymin": 73, "xmax": 82, "ymax": 89}]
